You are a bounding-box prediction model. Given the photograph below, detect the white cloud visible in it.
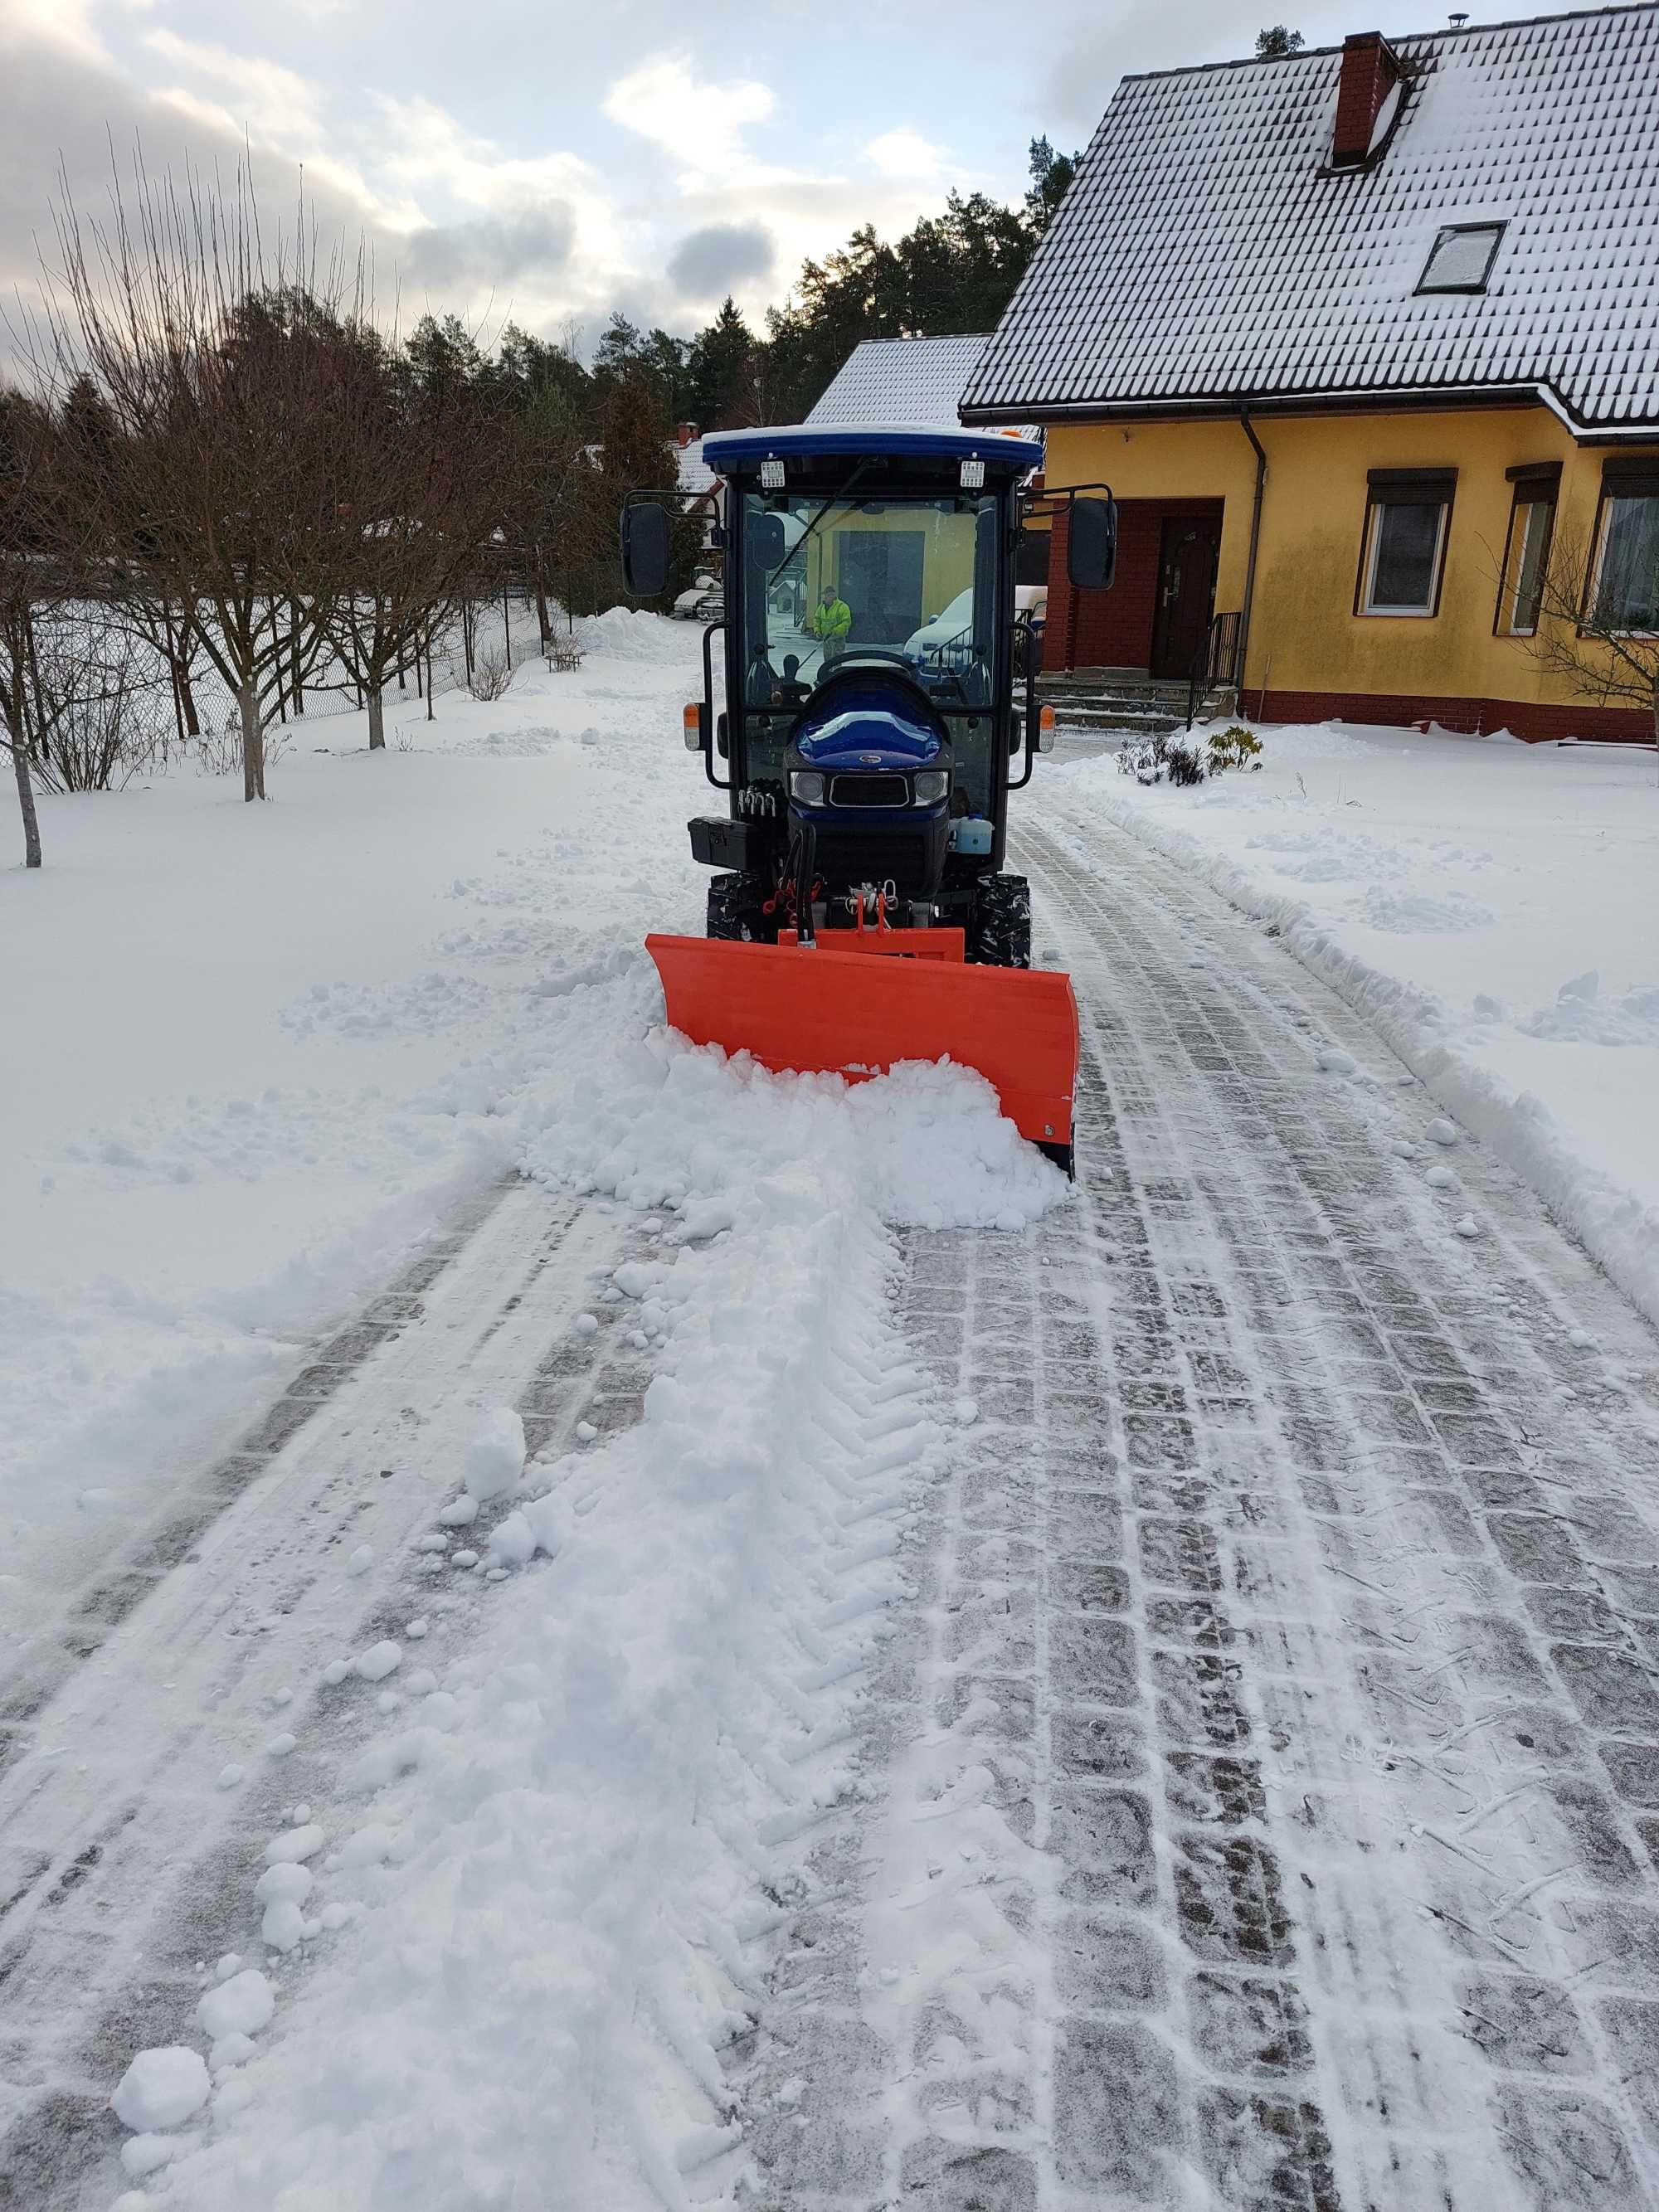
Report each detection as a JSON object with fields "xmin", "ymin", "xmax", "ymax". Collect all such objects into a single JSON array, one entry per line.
[
  {"xmin": 143, "ymin": 27, "xmax": 323, "ymax": 142},
  {"xmin": 864, "ymin": 128, "xmax": 946, "ymax": 181},
  {"xmin": 0, "ymin": 0, "xmax": 109, "ymax": 64},
  {"xmin": 604, "ymin": 51, "xmax": 774, "ymax": 178}
]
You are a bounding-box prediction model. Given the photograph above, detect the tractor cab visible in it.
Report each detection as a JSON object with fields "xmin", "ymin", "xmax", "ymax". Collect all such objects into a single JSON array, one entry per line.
[{"xmin": 621, "ymin": 425, "xmax": 1116, "ymax": 1171}]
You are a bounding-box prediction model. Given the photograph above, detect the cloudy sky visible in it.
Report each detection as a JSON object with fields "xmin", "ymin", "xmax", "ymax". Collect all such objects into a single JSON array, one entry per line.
[{"xmin": 2, "ymin": 0, "xmax": 1459, "ymax": 352}]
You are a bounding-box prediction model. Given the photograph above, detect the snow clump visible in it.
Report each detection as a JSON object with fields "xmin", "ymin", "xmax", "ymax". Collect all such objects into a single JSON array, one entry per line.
[
  {"xmin": 465, "ymin": 1407, "xmax": 525, "ymax": 1502},
  {"xmin": 111, "ymin": 2046, "xmax": 211, "ymax": 2132},
  {"xmin": 196, "ymin": 1970, "xmax": 275, "ymax": 2043}
]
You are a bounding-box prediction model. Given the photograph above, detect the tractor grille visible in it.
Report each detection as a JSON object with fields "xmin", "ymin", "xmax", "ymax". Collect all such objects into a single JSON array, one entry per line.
[
  {"xmin": 829, "ymin": 772, "xmax": 909, "ymax": 809},
  {"xmin": 815, "ymin": 830, "xmax": 929, "ymax": 889}
]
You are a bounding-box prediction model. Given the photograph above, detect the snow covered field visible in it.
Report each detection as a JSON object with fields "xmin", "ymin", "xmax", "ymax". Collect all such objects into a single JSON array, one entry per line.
[
  {"xmin": 1038, "ymin": 722, "xmax": 1659, "ymax": 1328},
  {"xmin": 1, "ymin": 615, "xmax": 712, "ymax": 1643}
]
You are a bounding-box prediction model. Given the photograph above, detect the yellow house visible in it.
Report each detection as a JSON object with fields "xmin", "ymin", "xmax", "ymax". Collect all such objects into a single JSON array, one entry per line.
[{"xmin": 961, "ymin": 7, "xmax": 1659, "ymax": 740}]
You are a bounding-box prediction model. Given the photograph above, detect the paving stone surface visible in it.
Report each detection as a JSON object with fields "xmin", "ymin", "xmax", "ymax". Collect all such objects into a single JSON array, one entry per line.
[{"xmin": 736, "ymin": 818, "xmax": 1659, "ymax": 2210}]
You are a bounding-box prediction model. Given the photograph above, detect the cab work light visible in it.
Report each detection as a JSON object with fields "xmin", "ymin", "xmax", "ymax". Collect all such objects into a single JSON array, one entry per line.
[
  {"xmin": 760, "ymin": 458, "xmax": 786, "ymax": 489},
  {"xmin": 960, "ymin": 457, "xmax": 985, "ymax": 489}
]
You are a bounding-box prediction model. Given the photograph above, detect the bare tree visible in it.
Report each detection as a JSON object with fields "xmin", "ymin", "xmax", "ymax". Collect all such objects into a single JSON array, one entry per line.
[
  {"xmin": 1527, "ymin": 523, "xmax": 1659, "ymax": 746},
  {"xmin": 324, "ymin": 344, "xmax": 519, "ymax": 749},
  {"xmin": 22, "ymin": 158, "xmax": 373, "ymax": 800},
  {"xmin": 0, "ymin": 388, "xmax": 65, "ymax": 865}
]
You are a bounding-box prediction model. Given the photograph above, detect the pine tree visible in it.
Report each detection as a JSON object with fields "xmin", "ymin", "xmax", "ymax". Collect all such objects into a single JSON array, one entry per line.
[
  {"xmin": 686, "ymin": 299, "xmax": 755, "ymax": 430},
  {"xmin": 1025, "ymin": 138, "xmax": 1082, "ymax": 236}
]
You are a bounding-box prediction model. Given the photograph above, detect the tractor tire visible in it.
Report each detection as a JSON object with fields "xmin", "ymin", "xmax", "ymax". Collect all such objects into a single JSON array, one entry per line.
[
  {"xmin": 966, "ymin": 873, "xmax": 1032, "ymax": 969},
  {"xmin": 707, "ymin": 871, "xmax": 772, "ymax": 942}
]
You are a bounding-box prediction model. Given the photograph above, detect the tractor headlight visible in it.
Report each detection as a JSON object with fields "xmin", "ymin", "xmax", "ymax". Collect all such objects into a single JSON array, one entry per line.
[
  {"xmin": 912, "ymin": 770, "xmax": 950, "ymax": 805},
  {"xmin": 789, "ymin": 771, "xmax": 826, "ymax": 805}
]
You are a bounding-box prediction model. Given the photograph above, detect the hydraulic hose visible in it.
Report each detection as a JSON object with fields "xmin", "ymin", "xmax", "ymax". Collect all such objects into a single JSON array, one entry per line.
[{"xmin": 795, "ymin": 819, "xmax": 817, "ymax": 947}]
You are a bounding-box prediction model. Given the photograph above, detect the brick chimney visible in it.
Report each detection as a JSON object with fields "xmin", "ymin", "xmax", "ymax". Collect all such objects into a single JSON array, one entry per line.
[
  {"xmin": 1331, "ymin": 31, "xmax": 1403, "ymax": 168},
  {"xmin": 674, "ymin": 421, "xmax": 700, "ymax": 448}
]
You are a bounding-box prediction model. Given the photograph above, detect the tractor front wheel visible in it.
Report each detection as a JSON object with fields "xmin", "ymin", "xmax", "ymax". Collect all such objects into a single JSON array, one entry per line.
[
  {"xmin": 966, "ymin": 873, "xmax": 1032, "ymax": 969},
  {"xmin": 707, "ymin": 871, "xmax": 772, "ymax": 942}
]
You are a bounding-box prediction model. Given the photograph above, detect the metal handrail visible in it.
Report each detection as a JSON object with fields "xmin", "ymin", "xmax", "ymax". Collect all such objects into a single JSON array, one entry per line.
[{"xmin": 1185, "ymin": 611, "xmax": 1243, "ymax": 730}]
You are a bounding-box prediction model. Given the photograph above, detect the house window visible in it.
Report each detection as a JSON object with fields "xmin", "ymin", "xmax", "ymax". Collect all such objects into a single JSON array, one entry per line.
[
  {"xmin": 1416, "ymin": 222, "xmax": 1505, "ymax": 294},
  {"xmin": 1591, "ymin": 485, "xmax": 1659, "ymax": 635},
  {"xmin": 1496, "ymin": 464, "xmax": 1559, "ymax": 637},
  {"xmin": 1357, "ymin": 469, "xmax": 1456, "ymax": 616}
]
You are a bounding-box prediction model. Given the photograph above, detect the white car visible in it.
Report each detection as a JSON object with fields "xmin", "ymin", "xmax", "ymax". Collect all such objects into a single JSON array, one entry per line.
[
  {"xmin": 673, "ymin": 574, "xmax": 722, "ymax": 620},
  {"xmin": 904, "ymin": 586, "xmax": 1046, "ymax": 661}
]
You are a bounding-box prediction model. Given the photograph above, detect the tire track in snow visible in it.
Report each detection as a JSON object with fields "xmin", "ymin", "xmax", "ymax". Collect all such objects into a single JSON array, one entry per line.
[
  {"xmin": 1019, "ymin": 818, "xmax": 1659, "ymax": 2211},
  {"xmin": 0, "ymin": 1177, "xmax": 647, "ymax": 2210}
]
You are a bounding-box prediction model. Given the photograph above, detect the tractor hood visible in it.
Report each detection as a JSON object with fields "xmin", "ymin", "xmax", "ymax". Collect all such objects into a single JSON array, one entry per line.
[{"xmin": 792, "ymin": 670, "xmax": 945, "ymax": 772}]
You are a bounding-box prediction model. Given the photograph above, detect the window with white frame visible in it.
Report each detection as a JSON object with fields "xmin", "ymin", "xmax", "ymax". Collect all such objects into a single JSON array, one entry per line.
[
  {"xmin": 1592, "ymin": 481, "xmax": 1659, "ymax": 634},
  {"xmin": 1357, "ymin": 470, "xmax": 1456, "ymax": 616}
]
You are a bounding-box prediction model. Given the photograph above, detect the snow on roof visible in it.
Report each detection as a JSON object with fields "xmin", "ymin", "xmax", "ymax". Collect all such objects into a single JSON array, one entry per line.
[
  {"xmin": 676, "ymin": 439, "xmax": 718, "ymax": 497},
  {"xmin": 963, "ymin": 4, "xmax": 1659, "ymax": 433},
  {"xmin": 805, "ymin": 333, "xmax": 1010, "ymax": 430},
  {"xmin": 702, "ymin": 425, "xmax": 1042, "ymax": 469}
]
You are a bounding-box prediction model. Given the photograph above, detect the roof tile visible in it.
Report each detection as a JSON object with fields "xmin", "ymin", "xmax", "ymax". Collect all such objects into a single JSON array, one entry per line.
[{"xmin": 963, "ymin": 5, "xmax": 1659, "ymax": 430}]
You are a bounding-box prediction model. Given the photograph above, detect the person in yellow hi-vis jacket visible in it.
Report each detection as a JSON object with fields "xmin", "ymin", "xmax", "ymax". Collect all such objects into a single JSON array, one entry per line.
[{"xmin": 806, "ymin": 584, "xmax": 851, "ymax": 657}]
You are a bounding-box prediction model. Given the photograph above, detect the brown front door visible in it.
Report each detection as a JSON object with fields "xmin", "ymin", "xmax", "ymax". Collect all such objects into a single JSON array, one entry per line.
[{"xmin": 1150, "ymin": 513, "xmax": 1221, "ymax": 681}]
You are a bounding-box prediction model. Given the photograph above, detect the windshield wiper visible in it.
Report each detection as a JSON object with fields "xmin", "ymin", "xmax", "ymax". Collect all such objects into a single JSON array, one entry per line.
[{"xmin": 766, "ymin": 458, "xmax": 875, "ymax": 594}]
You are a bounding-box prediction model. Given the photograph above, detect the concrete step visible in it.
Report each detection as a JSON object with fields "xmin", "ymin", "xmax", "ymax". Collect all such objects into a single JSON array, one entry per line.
[{"xmin": 1051, "ymin": 707, "xmax": 1183, "ymax": 734}]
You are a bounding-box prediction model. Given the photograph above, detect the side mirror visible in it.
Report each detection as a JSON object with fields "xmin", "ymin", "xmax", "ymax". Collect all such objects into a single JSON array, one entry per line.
[
  {"xmin": 749, "ymin": 513, "xmax": 786, "ymax": 565},
  {"xmin": 1068, "ymin": 497, "xmax": 1117, "ymax": 591},
  {"xmin": 620, "ymin": 501, "xmax": 670, "ymax": 597}
]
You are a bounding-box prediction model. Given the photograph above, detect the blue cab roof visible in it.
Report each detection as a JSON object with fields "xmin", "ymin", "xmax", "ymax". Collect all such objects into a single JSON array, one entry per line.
[{"xmin": 700, "ymin": 424, "xmax": 1043, "ymax": 473}]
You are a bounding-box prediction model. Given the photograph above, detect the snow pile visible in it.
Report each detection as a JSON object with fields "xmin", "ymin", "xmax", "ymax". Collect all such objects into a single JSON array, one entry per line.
[
  {"xmin": 1356, "ymin": 883, "xmax": 1496, "ymax": 934},
  {"xmin": 1520, "ymin": 972, "xmax": 1659, "ymax": 1048},
  {"xmin": 149, "ymin": 1019, "xmax": 1042, "ymax": 2210},
  {"xmin": 1044, "ymin": 720, "xmax": 1659, "ymax": 1325},
  {"xmin": 572, "ymin": 604, "xmax": 699, "ymax": 664},
  {"xmin": 519, "ymin": 1027, "xmax": 1068, "ymax": 1234}
]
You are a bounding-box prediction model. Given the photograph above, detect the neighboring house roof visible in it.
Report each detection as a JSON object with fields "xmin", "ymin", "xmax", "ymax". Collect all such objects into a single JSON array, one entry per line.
[
  {"xmin": 963, "ymin": 4, "xmax": 1659, "ymax": 435},
  {"xmin": 808, "ymin": 334, "xmax": 996, "ymax": 427},
  {"xmin": 676, "ymin": 438, "xmax": 718, "ymax": 499}
]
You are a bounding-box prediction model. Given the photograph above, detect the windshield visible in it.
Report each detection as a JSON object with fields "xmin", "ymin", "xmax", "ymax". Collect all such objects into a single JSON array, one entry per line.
[
  {"xmin": 738, "ymin": 487, "xmax": 1001, "ymax": 805},
  {"xmin": 741, "ymin": 489, "xmax": 997, "ymax": 699}
]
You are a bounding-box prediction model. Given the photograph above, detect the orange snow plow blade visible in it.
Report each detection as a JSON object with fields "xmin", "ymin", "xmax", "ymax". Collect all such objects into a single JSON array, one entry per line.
[{"xmin": 646, "ymin": 933, "xmax": 1080, "ymax": 1159}]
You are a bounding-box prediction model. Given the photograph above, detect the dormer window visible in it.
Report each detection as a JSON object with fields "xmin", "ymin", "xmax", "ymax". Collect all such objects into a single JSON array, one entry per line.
[{"xmin": 1417, "ymin": 222, "xmax": 1505, "ymax": 295}]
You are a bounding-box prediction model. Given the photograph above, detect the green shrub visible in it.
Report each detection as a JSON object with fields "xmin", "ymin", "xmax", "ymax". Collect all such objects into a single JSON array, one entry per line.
[{"xmin": 1207, "ymin": 724, "xmax": 1263, "ymax": 772}]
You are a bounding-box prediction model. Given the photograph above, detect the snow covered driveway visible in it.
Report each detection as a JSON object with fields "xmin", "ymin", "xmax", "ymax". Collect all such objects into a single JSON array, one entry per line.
[
  {"xmin": 737, "ymin": 816, "xmax": 1659, "ymax": 2210},
  {"xmin": 7, "ymin": 688, "xmax": 1659, "ymax": 2209}
]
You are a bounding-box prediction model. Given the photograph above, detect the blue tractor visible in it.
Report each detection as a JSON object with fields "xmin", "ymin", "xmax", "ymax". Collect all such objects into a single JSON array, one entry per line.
[{"xmin": 621, "ymin": 424, "xmax": 1116, "ymax": 1170}]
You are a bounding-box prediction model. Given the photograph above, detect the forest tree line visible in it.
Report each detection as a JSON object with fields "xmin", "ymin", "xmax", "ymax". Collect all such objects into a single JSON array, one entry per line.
[{"xmin": 0, "ymin": 139, "xmax": 1079, "ymax": 862}]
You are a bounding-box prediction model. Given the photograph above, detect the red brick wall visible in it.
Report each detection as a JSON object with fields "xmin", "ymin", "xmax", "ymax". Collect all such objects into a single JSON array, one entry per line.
[
  {"xmin": 1256, "ymin": 688, "xmax": 1653, "ymax": 745},
  {"xmin": 1044, "ymin": 499, "xmax": 1223, "ymax": 673}
]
